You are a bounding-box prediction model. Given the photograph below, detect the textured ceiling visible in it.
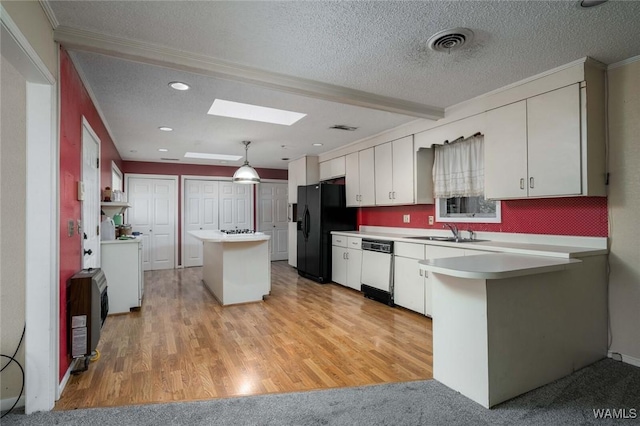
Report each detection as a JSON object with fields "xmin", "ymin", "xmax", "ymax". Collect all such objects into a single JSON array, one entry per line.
[{"xmin": 48, "ymin": 0, "xmax": 640, "ymax": 169}]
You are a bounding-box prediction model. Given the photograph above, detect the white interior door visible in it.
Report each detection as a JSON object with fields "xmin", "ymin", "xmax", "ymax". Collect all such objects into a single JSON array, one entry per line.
[
  {"xmin": 128, "ymin": 176, "xmax": 176, "ymax": 270},
  {"xmin": 219, "ymin": 181, "xmax": 252, "ymax": 230},
  {"xmin": 183, "ymin": 179, "xmax": 219, "ymax": 267},
  {"xmin": 258, "ymin": 182, "xmax": 289, "ymax": 261},
  {"xmin": 81, "ymin": 118, "xmax": 100, "ymax": 269}
]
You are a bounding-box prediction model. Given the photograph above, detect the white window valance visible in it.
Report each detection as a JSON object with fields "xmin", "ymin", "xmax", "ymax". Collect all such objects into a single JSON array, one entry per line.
[{"xmin": 432, "ymin": 134, "xmax": 484, "ymax": 198}]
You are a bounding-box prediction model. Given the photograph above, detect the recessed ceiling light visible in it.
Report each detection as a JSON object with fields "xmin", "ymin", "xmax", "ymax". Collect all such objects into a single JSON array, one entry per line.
[
  {"xmin": 168, "ymin": 81, "xmax": 190, "ymax": 91},
  {"xmin": 184, "ymin": 152, "xmax": 243, "ymax": 161},
  {"xmin": 158, "ymin": 148, "xmax": 168, "ymax": 152},
  {"xmin": 207, "ymin": 99, "xmax": 306, "ymax": 126},
  {"xmin": 158, "ymin": 126, "xmax": 173, "ymax": 132},
  {"xmin": 312, "ymin": 143, "xmax": 323, "ymax": 147},
  {"xmin": 220, "ymin": 161, "xmax": 227, "ymax": 164}
]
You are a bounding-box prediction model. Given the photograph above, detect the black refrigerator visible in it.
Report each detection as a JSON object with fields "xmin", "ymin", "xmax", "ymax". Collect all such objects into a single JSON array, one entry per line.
[{"xmin": 297, "ymin": 183, "xmax": 356, "ymax": 283}]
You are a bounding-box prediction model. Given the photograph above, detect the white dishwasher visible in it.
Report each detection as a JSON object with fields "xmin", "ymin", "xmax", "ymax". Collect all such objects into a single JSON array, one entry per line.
[{"xmin": 360, "ymin": 239, "xmax": 394, "ymax": 306}]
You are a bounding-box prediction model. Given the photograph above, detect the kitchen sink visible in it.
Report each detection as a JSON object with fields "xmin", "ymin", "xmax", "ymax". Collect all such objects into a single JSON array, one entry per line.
[{"xmin": 404, "ymin": 236, "xmax": 488, "ymax": 243}]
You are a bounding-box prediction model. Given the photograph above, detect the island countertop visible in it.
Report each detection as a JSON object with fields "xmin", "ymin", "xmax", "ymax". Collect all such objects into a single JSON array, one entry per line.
[
  {"xmin": 418, "ymin": 253, "xmax": 582, "ymax": 280},
  {"xmin": 188, "ymin": 230, "xmax": 270, "ymax": 243}
]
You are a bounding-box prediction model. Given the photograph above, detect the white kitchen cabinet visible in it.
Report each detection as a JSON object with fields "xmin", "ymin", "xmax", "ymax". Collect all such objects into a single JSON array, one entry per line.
[
  {"xmin": 287, "ymin": 156, "xmax": 319, "ymax": 204},
  {"xmin": 424, "ymin": 245, "xmax": 466, "ymax": 317},
  {"xmin": 394, "ymin": 242, "xmax": 426, "ymax": 315},
  {"xmin": 319, "ymin": 156, "xmax": 346, "ymax": 181},
  {"xmin": 331, "ymin": 236, "xmax": 362, "ymax": 290},
  {"xmin": 101, "ymin": 238, "xmax": 143, "ymax": 314},
  {"xmin": 485, "ymin": 82, "xmax": 605, "ymax": 199},
  {"xmin": 345, "ymin": 148, "xmax": 375, "ymax": 207},
  {"xmin": 374, "ymin": 136, "xmax": 414, "ymax": 205}
]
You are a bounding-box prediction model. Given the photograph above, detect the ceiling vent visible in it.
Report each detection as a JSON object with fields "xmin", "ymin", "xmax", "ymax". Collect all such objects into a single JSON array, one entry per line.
[
  {"xmin": 330, "ymin": 125, "xmax": 358, "ymax": 131},
  {"xmin": 427, "ymin": 28, "xmax": 474, "ymax": 53}
]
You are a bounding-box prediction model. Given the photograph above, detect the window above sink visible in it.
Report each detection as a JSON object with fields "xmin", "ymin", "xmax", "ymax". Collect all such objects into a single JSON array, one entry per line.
[{"xmin": 436, "ymin": 196, "xmax": 502, "ymax": 224}]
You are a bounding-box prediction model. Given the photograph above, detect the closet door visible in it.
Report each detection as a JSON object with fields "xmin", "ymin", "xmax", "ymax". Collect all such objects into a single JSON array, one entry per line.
[
  {"xmin": 219, "ymin": 182, "xmax": 252, "ymax": 231},
  {"xmin": 128, "ymin": 177, "xmax": 177, "ymax": 271},
  {"xmin": 183, "ymin": 180, "xmax": 219, "ymax": 267}
]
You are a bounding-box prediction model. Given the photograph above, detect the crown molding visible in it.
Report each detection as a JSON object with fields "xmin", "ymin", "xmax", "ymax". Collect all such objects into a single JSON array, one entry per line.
[
  {"xmin": 53, "ymin": 26, "xmax": 444, "ymax": 120},
  {"xmin": 65, "ymin": 51, "xmax": 120, "ymax": 155},
  {"xmin": 39, "ymin": 0, "xmax": 59, "ymax": 29},
  {"xmin": 608, "ymin": 55, "xmax": 640, "ymax": 70}
]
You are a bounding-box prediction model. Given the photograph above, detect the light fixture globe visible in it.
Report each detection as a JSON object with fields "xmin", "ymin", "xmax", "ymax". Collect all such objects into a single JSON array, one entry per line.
[{"xmin": 232, "ymin": 141, "xmax": 261, "ymax": 184}]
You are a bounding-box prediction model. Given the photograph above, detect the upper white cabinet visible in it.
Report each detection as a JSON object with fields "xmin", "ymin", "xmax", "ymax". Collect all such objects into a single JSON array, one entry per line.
[
  {"xmin": 374, "ymin": 136, "xmax": 414, "ymax": 205},
  {"xmin": 288, "ymin": 156, "xmax": 319, "ymax": 204},
  {"xmin": 345, "ymin": 148, "xmax": 375, "ymax": 207},
  {"xmin": 319, "ymin": 156, "xmax": 345, "ymax": 181},
  {"xmin": 485, "ymin": 79, "xmax": 605, "ymax": 200}
]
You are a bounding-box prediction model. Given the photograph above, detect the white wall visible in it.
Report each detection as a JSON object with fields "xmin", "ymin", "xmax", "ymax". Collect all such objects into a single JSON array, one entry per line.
[
  {"xmin": 0, "ymin": 53, "xmax": 27, "ymax": 405},
  {"xmin": 608, "ymin": 58, "xmax": 640, "ymax": 364}
]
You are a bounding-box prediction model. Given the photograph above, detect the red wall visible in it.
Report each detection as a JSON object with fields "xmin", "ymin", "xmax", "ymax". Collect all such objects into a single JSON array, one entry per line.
[
  {"xmin": 121, "ymin": 161, "xmax": 288, "ymax": 261},
  {"xmin": 59, "ymin": 48, "xmax": 123, "ymax": 380},
  {"xmin": 358, "ymin": 196, "xmax": 608, "ymax": 237}
]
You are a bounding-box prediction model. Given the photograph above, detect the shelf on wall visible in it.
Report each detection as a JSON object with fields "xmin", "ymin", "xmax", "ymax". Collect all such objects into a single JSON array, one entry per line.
[{"xmin": 100, "ymin": 202, "xmax": 130, "ymax": 218}]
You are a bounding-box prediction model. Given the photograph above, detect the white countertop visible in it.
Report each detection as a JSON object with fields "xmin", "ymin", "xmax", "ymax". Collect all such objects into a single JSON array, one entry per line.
[
  {"xmin": 188, "ymin": 230, "xmax": 270, "ymax": 242},
  {"xmin": 330, "ymin": 230, "xmax": 607, "ymax": 258},
  {"xmin": 101, "ymin": 236, "xmax": 142, "ymax": 244},
  {"xmin": 418, "ymin": 253, "xmax": 582, "ymax": 279}
]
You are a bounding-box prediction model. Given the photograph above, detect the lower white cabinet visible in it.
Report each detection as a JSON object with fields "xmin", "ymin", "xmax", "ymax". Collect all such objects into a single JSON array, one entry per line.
[
  {"xmin": 101, "ymin": 238, "xmax": 144, "ymax": 314},
  {"xmin": 394, "ymin": 255, "xmax": 425, "ymax": 314},
  {"xmin": 331, "ymin": 236, "xmax": 362, "ymax": 291}
]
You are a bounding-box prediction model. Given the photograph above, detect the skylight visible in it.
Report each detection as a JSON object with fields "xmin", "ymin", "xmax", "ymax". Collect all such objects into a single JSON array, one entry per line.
[
  {"xmin": 207, "ymin": 99, "xmax": 306, "ymax": 126},
  {"xmin": 184, "ymin": 152, "xmax": 243, "ymax": 161}
]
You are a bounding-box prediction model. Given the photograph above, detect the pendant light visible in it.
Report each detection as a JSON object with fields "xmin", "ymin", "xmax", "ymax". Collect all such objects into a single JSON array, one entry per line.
[{"xmin": 232, "ymin": 141, "xmax": 261, "ymax": 184}]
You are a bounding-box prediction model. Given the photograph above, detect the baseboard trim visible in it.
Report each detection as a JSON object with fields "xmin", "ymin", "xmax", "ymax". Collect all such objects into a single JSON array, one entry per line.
[
  {"xmin": 608, "ymin": 351, "xmax": 640, "ymax": 368},
  {"xmin": 58, "ymin": 359, "xmax": 78, "ymax": 397},
  {"xmin": 1, "ymin": 395, "xmax": 25, "ymax": 412}
]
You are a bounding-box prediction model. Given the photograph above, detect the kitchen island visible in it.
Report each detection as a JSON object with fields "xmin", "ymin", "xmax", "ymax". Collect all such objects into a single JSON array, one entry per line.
[
  {"xmin": 419, "ymin": 251, "xmax": 607, "ymax": 408},
  {"xmin": 188, "ymin": 230, "xmax": 271, "ymax": 306}
]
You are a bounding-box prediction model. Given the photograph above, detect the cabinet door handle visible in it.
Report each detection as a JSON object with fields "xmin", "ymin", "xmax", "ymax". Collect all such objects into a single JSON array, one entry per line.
[
  {"xmin": 393, "ymin": 191, "xmax": 396, "ymax": 199},
  {"xmin": 529, "ymin": 177, "xmax": 534, "ymax": 188},
  {"xmin": 343, "ymin": 252, "xmax": 346, "ymax": 259},
  {"xmin": 520, "ymin": 178, "xmax": 525, "ymax": 190},
  {"xmin": 389, "ymin": 192, "xmax": 392, "ymax": 199},
  {"xmin": 419, "ymin": 270, "xmax": 423, "ymax": 277},
  {"xmin": 346, "ymin": 252, "xmax": 349, "ymax": 260}
]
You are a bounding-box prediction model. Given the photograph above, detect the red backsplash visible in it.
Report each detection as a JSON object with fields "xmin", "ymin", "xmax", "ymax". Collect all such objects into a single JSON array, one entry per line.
[{"xmin": 358, "ymin": 197, "xmax": 608, "ymax": 237}]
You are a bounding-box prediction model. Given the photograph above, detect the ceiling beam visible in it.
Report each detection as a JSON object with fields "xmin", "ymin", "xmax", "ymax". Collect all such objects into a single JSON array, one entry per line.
[{"xmin": 53, "ymin": 26, "xmax": 444, "ymax": 120}]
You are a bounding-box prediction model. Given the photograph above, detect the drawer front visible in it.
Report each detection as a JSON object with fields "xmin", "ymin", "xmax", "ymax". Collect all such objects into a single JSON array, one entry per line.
[
  {"xmin": 347, "ymin": 237, "xmax": 362, "ymax": 250},
  {"xmin": 395, "ymin": 242, "xmax": 426, "ymax": 260},
  {"xmin": 332, "ymin": 235, "xmax": 347, "ymax": 247}
]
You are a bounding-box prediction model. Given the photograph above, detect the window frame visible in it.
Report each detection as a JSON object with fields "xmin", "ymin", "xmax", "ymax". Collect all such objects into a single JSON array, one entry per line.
[
  {"xmin": 111, "ymin": 161, "xmax": 123, "ymax": 191},
  {"xmin": 435, "ymin": 196, "xmax": 502, "ymax": 223}
]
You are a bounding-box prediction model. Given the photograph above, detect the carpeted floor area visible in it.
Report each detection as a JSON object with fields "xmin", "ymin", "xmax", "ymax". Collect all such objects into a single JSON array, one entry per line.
[{"xmin": 3, "ymin": 358, "xmax": 640, "ymax": 425}]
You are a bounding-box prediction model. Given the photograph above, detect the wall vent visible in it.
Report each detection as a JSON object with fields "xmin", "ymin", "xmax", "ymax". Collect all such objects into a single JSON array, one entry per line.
[{"xmin": 330, "ymin": 125, "xmax": 358, "ymax": 131}]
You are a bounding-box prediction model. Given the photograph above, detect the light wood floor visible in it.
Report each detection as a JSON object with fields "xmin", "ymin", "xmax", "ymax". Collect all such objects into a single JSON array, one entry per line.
[{"xmin": 56, "ymin": 261, "xmax": 432, "ymax": 410}]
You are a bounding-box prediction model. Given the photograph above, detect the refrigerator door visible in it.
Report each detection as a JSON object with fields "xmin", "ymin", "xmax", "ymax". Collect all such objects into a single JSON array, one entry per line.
[
  {"xmin": 304, "ymin": 184, "xmax": 322, "ymax": 279},
  {"xmin": 296, "ymin": 185, "xmax": 307, "ymax": 272}
]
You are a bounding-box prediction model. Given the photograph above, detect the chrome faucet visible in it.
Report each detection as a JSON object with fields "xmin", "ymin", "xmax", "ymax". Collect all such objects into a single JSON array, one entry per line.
[{"xmin": 444, "ymin": 224, "xmax": 459, "ymax": 240}]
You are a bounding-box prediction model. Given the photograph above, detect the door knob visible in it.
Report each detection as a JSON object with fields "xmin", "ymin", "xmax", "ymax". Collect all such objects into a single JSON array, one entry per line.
[{"xmin": 84, "ymin": 249, "xmax": 93, "ymax": 255}]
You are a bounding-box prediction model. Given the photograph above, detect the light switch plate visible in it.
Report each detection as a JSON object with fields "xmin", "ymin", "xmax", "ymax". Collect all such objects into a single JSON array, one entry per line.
[
  {"xmin": 428, "ymin": 216, "xmax": 434, "ymax": 225},
  {"xmin": 403, "ymin": 214, "xmax": 410, "ymax": 223}
]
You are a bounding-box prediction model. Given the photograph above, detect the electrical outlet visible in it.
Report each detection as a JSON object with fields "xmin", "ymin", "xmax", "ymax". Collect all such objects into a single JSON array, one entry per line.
[
  {"xmin": 428, "ymin": 216, "xmax": 434, "ymax": 225},
  {"xmin": 403, "ymin": 214, "xmax": 410, "ymax": 223}
]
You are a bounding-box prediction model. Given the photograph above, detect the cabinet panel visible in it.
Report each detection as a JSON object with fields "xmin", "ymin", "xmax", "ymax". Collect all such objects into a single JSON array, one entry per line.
[
  {"xmin": 359, "ymin": 148, "xmax": 376, "ymax": 206},
  {"xmin": 345, "ymin": 152, "xmax": 360, "ymax": 207},
  {"xmin": 485, "ymin": 101, "xmax": 528, "ymax": 200},
  {"xmin": 346, "ymin": 248, "xmax": 362, "ymax": 291},
  {"xmin": 392, "ymin": 136, "xmax": 415, "ymax": 204},
  {"xmin": 332, "ymin": 234, "xmax": 347, "ymax": 247},
  {"xmin": 331, "ymin": 245, "xmax": 348, "ymax": 285},
  {"xmin": 320, "ymin": 157, "xmax": 346, "ymax": 181},
  {"xmin": 374, "ymin": 142, "xmax": 394, "ymax": 205},
  {"xmin": 394, "ymin": 256, "xmax": 425, "ymax": 314},
  {"xmin": 527, "ymin": 84, "xmax": 581, "ymax": 197},
  {"xmin": 395, "ymin": 242, "xmax": 425, "ymax": 259},
  {"xmin": 424, "ymin": 245, "xmax": 465, "ymax": 317},
  {"xmin": 288, "ymin": 222, "xmax": 297, "ymax": 267}
]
